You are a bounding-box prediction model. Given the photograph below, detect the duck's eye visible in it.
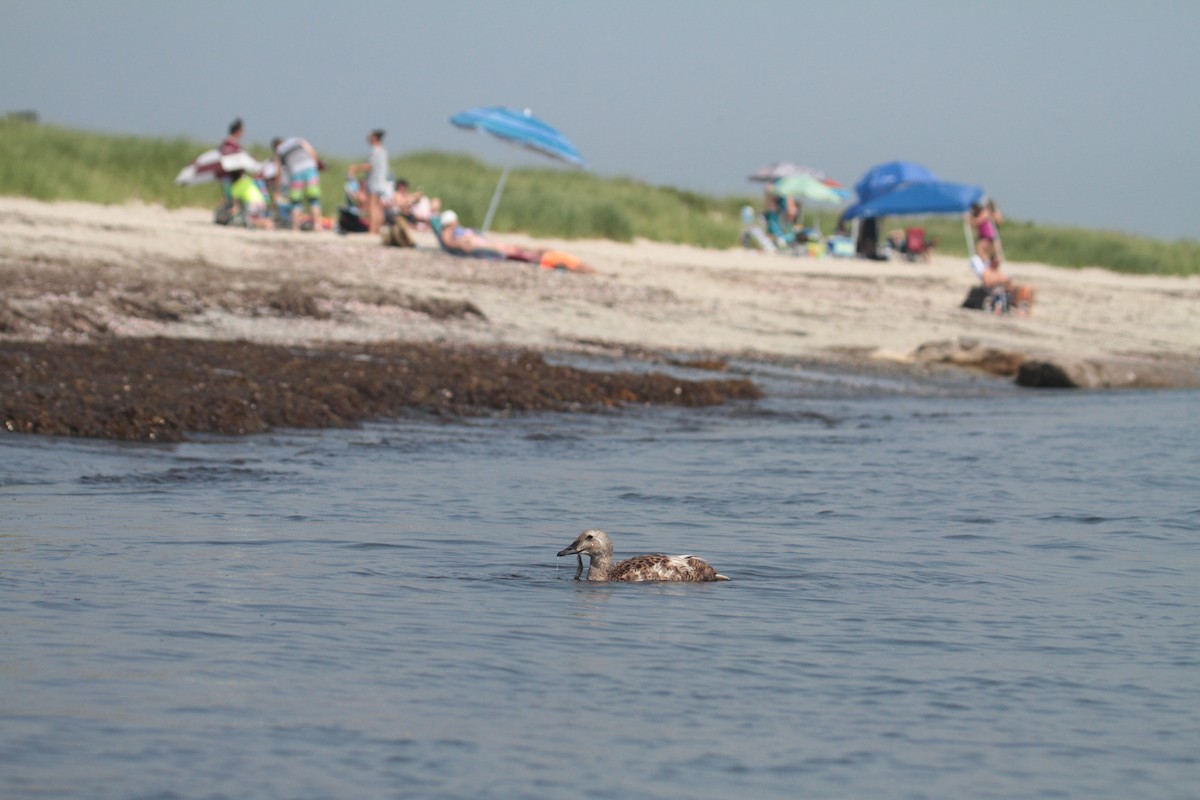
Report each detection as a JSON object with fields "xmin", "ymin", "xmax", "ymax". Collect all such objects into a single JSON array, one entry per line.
[{"xmin": 585, "ymin": 534, "xmax": 593, "ymax": 540}]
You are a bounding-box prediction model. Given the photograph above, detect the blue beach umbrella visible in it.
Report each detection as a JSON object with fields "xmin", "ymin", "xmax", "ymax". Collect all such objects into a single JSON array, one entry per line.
[{"xmin": 450, "ymin": 106, "xmax": 586, "ymax": 233}]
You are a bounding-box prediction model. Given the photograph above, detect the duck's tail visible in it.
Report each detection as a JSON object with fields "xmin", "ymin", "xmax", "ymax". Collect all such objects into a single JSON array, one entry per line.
[{"xmin": 715, "ymin": 573, "xmax": 731, "ymax": 581}]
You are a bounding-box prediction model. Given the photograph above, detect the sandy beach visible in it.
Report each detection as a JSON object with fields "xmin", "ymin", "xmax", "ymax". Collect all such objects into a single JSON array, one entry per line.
[{"xmin": 2, "ymin": 196, "xmax": 1198, "ymax": 439}]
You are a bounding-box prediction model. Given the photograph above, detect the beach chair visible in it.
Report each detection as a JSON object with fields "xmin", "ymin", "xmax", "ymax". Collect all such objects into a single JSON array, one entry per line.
[
  {"xmin": 336, "ymin": 178, "xmax": 368, "ymax": 233},
  {"xmin": 763, "ymin": 210, "xmax": 798, "ymax": 249},
  {"xmin": 739, "ymin": 206, "xmax": 777, "ymax": 252},
  {"xmin": 903, "ymin": 227, "xmax": 937, "ymax": 261},
  {"xmin": 826, "ymin": 236, "xmax": 855, "ymax": 258}
]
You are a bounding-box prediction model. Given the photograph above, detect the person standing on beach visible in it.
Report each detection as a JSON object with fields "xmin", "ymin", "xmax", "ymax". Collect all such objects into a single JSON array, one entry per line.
[
  {"xmin": 272, "ymin": 136, "xmax": 324, "ymax": 231},
  {"xmin": 969, "ymin": 200, "xmax": 1004, "ymax": 262},
  {"xmin": 217, "ymin": 118, "xmax": 244, "ymax": 210},
  {"xmin": 349, "ymin": 129, "xmax": 389, "ymax": 234}
]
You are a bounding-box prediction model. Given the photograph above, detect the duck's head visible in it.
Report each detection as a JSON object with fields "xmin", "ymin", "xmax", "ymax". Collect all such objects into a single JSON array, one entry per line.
[{"xmin": 557, "ymin": 528, "xmax": 613, "ymax": 560}]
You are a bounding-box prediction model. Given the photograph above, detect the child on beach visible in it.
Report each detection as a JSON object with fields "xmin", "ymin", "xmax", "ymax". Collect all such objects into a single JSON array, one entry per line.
[{"xmin": 229, "ymin": 171, "xmax": 274, "ymax": 230}]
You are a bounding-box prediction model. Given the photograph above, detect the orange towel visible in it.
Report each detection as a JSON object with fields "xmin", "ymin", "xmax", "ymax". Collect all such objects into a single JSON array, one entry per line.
[{"xmin": 539, "ymin": 250, "xmax": 585, "ymax": 272}]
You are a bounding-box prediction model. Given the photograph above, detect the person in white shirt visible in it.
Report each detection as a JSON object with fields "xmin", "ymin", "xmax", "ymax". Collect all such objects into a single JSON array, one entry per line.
[{"xmin": 348, "ymin": 129, "xmax": 389, "ymax": 234}]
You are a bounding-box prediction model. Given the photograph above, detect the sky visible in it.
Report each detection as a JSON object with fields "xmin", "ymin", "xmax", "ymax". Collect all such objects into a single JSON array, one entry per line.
[{"xmin": 2, "ymin": 0, "xmax": 1197, "ymax": 241}]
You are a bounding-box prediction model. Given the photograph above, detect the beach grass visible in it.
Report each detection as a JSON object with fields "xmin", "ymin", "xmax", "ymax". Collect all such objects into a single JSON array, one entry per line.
[
  {"xmin": 917, "ymin": 216, "xmax": 1200, "ymax": 276},
  {"xmin": 2, "ymin": 118, "xmax": 1195, "ymax": 274}
]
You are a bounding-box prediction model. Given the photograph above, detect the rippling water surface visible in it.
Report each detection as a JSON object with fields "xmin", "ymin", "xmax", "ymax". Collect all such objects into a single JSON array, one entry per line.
[{"xmin": 2, "ymin": 362, "xmax": 1198, "ymax": 799}]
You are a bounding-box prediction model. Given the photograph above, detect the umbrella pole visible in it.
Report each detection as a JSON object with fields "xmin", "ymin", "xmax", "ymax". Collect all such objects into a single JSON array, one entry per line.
[
  {"xmin": 481, "ymin": 162, "xmax": 511, "ymax": 235},
  {"xmin": 962, "ymin": 217, "xmax": 975, "ymax": 259}
]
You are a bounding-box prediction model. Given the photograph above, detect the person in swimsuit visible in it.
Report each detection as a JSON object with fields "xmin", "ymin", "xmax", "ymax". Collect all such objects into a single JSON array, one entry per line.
[
  {"xmin": 437, "ymin": 209, "xmax": 516, "ymax": 257},
  {"xmin": 437, "ymin": 210, "xmax": 594, "ymax": 272},
  {"xmin": 968, "ymin": 200, "xmax": 1003, "ymax": 261}
]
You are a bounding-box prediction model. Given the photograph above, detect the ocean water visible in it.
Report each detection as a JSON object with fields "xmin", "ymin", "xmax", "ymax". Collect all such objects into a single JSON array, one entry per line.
[{"xmin": 2, "ymin": 360, "xmax": 1198, "ymax": 799}]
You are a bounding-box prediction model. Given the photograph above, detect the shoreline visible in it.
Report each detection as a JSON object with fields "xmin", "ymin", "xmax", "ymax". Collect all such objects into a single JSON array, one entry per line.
[{"xmin": 2, "ymin": 197, "xmax": 1198, "ymax": 439}]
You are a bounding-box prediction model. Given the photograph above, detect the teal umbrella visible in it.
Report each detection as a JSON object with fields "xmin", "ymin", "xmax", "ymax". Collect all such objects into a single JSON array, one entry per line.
[{"xmin": 773, "ymin": 173, "xmax": 847, "ymax": 206}]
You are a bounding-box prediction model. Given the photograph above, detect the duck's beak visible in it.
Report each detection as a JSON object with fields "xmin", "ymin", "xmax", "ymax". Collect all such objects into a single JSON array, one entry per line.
[{"xmin": 557, "ymin": 542, "xmax": 581, "ymax": 557}]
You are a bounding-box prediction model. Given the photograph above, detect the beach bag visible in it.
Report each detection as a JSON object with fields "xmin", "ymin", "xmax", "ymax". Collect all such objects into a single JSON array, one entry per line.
[
  {"xmin": 961, "ymin": 286, "xmax": 989, "ymax": 310},
  {"xmin": 383, "ymin": 217, "xmax": 415, "ymax": 248},
  {"xmin": 339, "ymin": 208, "xmax": 368, "ymax": 233}
]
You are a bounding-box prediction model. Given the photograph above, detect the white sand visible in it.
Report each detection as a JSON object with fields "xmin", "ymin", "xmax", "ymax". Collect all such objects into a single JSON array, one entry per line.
[{"xmin": 2, "ymin": 197, "xmax": 1197, "ymax": 376}]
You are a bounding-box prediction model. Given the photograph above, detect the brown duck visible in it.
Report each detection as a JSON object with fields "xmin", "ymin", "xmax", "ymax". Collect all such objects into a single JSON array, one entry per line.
[{"xmin": 557, "ymin": 529, "xmax": 729, "ymax": 582}]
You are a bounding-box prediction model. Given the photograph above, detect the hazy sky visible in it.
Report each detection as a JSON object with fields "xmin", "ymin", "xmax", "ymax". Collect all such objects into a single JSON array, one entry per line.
[{"xmin": 3, "ymin": 1, "xmax": 1197, "ymax": 240}]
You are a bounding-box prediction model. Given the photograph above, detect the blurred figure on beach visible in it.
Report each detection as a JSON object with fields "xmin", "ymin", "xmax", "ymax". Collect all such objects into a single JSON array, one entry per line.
[
  {"xmin": 437, "ymin": 210, "xmax": 594, "ymax": 273},
  {"xmin": 969, "ymin": 199, "xmax": 1004, "ymax": 262},
  {"xmin": 349, "ymin": 130, "xmax": 390, "ymax": 234},
  {"xmin": 217, "ymin": 118, "xmax": 244, "ymax": 210},
  {"xmin": 765, "ymin": 183, "xmax": 798, "ymax": 226},
  {"xmin": 228, "ymin": 169, "xmax": 274, "ymax": 230},
  {"xmin": 437, "ymin": 209, "xmax": 520, "ymax": 257},
  {"xmin": 272, "ymin": 136, "xmax": 324, "ymax": 231},
  {"xmin": 390, "ymin": 179, "xmax": 440, "ymax": 230},
  {"xmin": 981, "ymin": 254, "xmax": 1036, "ymax": 314},
  {"xmin": 759, "ymin": 184, "xmax": 800, "ymax": 250}
]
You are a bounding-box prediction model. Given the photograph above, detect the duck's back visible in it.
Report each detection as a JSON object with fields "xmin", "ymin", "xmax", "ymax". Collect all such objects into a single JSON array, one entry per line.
[{"xmin": 609, "ymin": 554, "xmax": 728, "ymax": 582}]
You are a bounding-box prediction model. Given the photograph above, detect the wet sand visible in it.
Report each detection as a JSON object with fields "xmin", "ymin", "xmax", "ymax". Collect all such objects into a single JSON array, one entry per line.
[{"xmin": 1, "ymin": 198, "xmax": 1197, "ymax": 440}]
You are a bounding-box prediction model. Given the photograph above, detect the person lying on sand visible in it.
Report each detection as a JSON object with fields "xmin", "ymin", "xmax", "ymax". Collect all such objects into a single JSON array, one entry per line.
[{"xmin": 437, "ymin": 210, "xmax": 595, "ymax": 273}]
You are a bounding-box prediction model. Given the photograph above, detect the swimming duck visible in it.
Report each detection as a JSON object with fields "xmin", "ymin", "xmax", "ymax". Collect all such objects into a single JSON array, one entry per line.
[{"xmin": 557, "ymin": 529, "xmax": 729, "ymax": 582}]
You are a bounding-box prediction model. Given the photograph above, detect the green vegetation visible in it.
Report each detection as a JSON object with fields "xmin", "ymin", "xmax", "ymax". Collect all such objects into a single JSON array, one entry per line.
[
  {"xmin": 2, "ymin": 119, "xmax": 1196, "ymax": 274},
  {"xmin": 920, "ymin": 216, "xmax": 1200, "ymax": 276}
]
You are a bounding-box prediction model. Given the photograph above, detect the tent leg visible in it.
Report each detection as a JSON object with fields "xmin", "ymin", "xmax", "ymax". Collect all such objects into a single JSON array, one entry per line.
[
  {"xmin": 481, "ymin": 162, "xmax": 511, "ymax": 235},
  {"xmin": 962, "ymin": 217, "xmax": 976, "ymax": 259}
]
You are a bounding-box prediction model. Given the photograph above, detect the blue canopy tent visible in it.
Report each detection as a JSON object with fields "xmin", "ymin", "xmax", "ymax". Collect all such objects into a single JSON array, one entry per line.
[
  {"xmin": 855, "ymin": 161, "xmax": 937, "ymax": 202},
  {"xmin": 450, "ymin": 106, "xmax": 586, "ymax": 233},
  {"xmin": 842, "ymin": 178, "xmax": 984, "ymax": 256}
]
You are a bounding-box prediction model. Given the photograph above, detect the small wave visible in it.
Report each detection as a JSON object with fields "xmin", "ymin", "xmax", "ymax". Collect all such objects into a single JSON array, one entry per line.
[
  {"xmin": 79, "ymin": 465, "xmax": 287, "ymax": 487},
  {"xmin": 1036, "ymin": 513, "xmax": 1134, "ymax": 525},
  {"xmin": 523, "ymin": 431, "xmax": 586, "ymax": 442},
  {"xmin": 155, "ymin": 629, "xmax": 243, "ymax": 640},
  {"xmin": 342, "ymin": 542, "xmax": 421, "ymax": 551}
]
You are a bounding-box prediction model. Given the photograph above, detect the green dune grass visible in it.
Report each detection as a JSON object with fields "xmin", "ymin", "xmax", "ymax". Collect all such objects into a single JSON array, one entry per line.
[{"xmin": 1, "ymin": 119, "xmax": 1195, "ymax": 274}]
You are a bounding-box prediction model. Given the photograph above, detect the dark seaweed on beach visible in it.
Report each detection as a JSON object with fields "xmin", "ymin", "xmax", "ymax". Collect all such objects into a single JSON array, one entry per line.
[{"xmin": 0, "ymin": 338, "xmax": 762, "ymax": 442}]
